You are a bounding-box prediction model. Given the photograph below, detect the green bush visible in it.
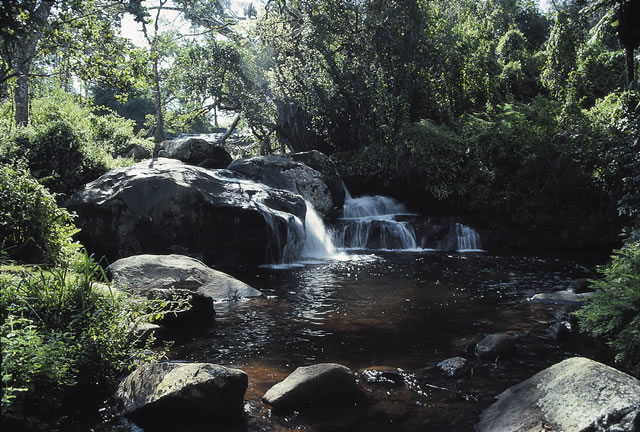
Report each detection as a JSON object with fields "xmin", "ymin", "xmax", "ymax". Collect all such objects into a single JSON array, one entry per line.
[
  {"xmin": 0, "ymin": 252, "xmax": 166, "ymax": 424},
  {"xmin": 0, "ymin": 89, "xmax": 153, "ymax": 197},
  {"xmin": 575, "ymin": 240, "xmax": 640, "ymax": 377},
  {"xmin": 0, "ymin": 165, "xmax": 78, "ymax": 265},
  {"xmin": 397, "ymin": 119, "xmax": 467, "ymax": 199}
]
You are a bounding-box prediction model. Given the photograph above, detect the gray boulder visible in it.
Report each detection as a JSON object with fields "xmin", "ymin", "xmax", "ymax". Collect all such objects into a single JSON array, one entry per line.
[
  {"xmin": 477, "ymin": 357, "xmax": 640, "ymax": 432},
  {"xmin": 116, "ymin": 362, "xmax": 247, "ymax": 423},
  {"xmin": 66, "ymin": 159, "xmax": 306, "ymax": 267},
  {"xmin": 121, "ymin": 143, "xmax": 151, "ymax": 161},
  {"xmin": 437, "ymin": 357, "xmax": 468, "ymax": 377},
  {"xmin": 291, "ymin": 150, "xmax": 345, "ymax": 215},
  {"xmin": 263, "ymin": 363, "xmax": 359, "ymax": 409},
  {"xmin": 158, "ymin": 137, "xmax": 232, "ymax": 167},
  {"xmin": 108, "ymin": 254, "xmax": 261, "ymax": 300},
  {"xmin": 228, "ymin": 155, "xmax": 334, "ymax": 218},
  {"xmin": 475, "ymin": 333, "xmax": 516, "ymax": 360}
]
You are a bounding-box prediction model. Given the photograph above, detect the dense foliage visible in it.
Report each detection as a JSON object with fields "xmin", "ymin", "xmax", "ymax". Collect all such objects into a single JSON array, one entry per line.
[
  {"xmin": 0, "ymin": 90, "xmax": 152, "ymax": 197},
  {"xmin": 575, "ymin": 241, "xmax": 640, "ymax": 377},
  {"xmin": 0, "ymin": 165, "xmax": 78, "ymax": 265},
  {"xmin": 0, "ymin": 253, "xmax": 164, "ymax": 427}
]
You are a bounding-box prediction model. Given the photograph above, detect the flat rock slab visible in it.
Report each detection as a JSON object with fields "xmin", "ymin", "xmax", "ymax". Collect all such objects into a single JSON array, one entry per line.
[
  {"xmin": 108, "ymin": 254, "xmax": 262, "ymax": 301},
  {"xmin": 263, "ymin": 363, "xmax": 358, "ymax": 410},
  {"xmin": 530, "ymin": 290, "xmax": 595, "ymax": 305},
  {"xmin": 477, "ymin": 357, "xmax": 640, "ymax": 432},
  {"xmin": 116, "ymin": 362, "xmax": 248, "ymax": 421}
]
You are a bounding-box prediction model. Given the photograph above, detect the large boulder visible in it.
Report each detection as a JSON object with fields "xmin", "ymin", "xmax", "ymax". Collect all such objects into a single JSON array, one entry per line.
[
  {"xmin": 262, "ymin": 363, "xmax": 359, "ymax": 410},
  {"xmin": 291, "ymin": 150, "xmax": 345, "ymax": 215},
  {"xmin": 158, "ymin": 137, "xmax": 232, "ymax": 168},
  {"xmin": 228, "ymin": 155, "xmax": 335, "ymax": 218},
  {"xmin": 66, "ymin": 158, "xmax": 306, "ymax": 267},
  {"xmin": 116, "ymin": 362, "xmax": 247, "ymax": 425},
  {"xmin": 477, "ymin": 357, "xmax": 640, "ymax": 432}
]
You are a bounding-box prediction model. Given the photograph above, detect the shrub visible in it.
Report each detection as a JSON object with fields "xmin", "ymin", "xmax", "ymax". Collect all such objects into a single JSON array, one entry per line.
[
  {"xmin": 0, "ymin": 165, "xmax": 78, "ymax": 265},
  {"xmin": 0, "ymin": 89, "xmax": 153, "ymax": 197},
  {"xmin": 575, "ymin": 240, "xmax": 640, "ymax": 377},
  {"xmin": 0, "ymin": 252, "xmax": 167, "ymax": 424}
]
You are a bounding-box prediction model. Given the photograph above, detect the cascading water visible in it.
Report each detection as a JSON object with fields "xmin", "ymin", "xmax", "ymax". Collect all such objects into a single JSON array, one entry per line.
[
  {"xmin": 337, "ymin": 195, "xmax": 418, "ymax": 250},
  {"xmin": 301, "ymin": 201, "xmax": 337, "ymax": 259},
  {"xmin": 456, "ymin": 223, "xmax": 482, "ymax": 251}
]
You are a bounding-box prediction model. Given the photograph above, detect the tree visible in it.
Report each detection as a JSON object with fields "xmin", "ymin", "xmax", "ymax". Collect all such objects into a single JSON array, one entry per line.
[
  {"xmin": 583, "ymin": 0, "xmax": 640, "ymax": 86},
  {"xmin": 0, "ymin": 0, "xmax": 146, "ymax": 126}
]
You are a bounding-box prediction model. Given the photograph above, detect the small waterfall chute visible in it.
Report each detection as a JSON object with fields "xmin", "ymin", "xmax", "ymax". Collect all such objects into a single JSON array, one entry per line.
[
  {"xmin": 456, "ymin": 223, "xmax": 483, "ymax": 252},
  {"xmin": 302, "ymin": 201, "xmax": 337, "ymax": 259},
  {"xmin": 338, "ymin": 194, "xmax": 418, "ymax": 250}
]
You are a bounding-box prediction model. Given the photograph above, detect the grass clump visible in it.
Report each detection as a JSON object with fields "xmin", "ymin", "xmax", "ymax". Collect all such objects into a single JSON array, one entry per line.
[{"xmin": 0, "ymin": 252, "xmax": 167, "ymax": 429}]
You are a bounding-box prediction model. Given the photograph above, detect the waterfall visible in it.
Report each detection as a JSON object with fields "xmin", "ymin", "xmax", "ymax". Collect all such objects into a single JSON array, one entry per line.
[
  {"xmin": 302, "ymin": 201, "xmax": 337, "ymax": 259},
  {"xmin": 456, "ymin": 223, "xmax": 482, "ymax": 251},
  {"xmin": 338, "ymin": 195, "xmax": 418, "ymax": 250}
]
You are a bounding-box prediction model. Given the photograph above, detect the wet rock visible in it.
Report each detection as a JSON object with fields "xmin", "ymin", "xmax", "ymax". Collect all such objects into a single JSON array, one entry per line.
[
  {"xmin": 66, "ymin": 159, "xmax": 306, "ymax": 267},
  {"xmin": 158, "ymin": 137, "xmax": 232, "ymax": 167},
  {"xmin": 116, "ymin": 362, "xmax": 247, "ymax": 424},
  {"xmin": 464, "ymin": 333, "xmax": 486, "ymax": 356},
  {"xmin": 436, "ymin": 357, "xmax": 468, "ymax": 377},
  {"xmin": 108, "ymin": 254, "xmax": 262, "ymax": 301},
  {"xmin": 263, "ymin": 363, "xmax": 358, "ymax": 410},
  {"xmin": 228, "ymin": 155, "xmax": 334, "ymax": 218},
  {"xmin": 477, "ymin": 357, "xmax": 640, "ymax": 432},
  {"xmin": 530, "ymin": 290, "xmax": 595, "ymax": 306},
  {"xmin": 359, "ymin": 366, "xmax": 406, "ymax": 388},
  {"xmin": 548, "ymin": 320, "xmax": 574, "ymax": 341},
  {"xmin": 474, "ymin": 333, "xmax": 516, "ymax": 360},
  {"xmin": 290, "ymin": 150, "xmax": 345, "ymax": 216}
]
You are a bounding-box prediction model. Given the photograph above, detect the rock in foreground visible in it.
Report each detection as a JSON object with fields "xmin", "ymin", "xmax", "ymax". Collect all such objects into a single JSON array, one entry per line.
[
  {"xmin": 263, "ymin": 363, "xmax": 358, "ymax": 410},
  {"xmin": 477, "ymin": 357, "xmax": 640, "ymax": 432},
  {"xmin": 116, "ymin": 362, "xmax": 247, "ymax": 424},
  {"xmin": 66, "ymin": 159, "xmax": 306, "ymax": 267}
]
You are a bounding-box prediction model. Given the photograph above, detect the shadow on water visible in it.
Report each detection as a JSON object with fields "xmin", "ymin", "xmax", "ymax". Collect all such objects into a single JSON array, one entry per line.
[{"xmin": 100, "ymin": 250, "xmax": 610, "ymax": 431}]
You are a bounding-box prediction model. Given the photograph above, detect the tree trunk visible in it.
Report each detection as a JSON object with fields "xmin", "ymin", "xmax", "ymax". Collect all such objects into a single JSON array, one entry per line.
[
  {"xmin": 14, "ymin": 63, "xmax": 30, "ymax": 126},
  {"xmin": 151, "ymin": 56, "xmax": 165, "ymax": 142},
  {"xmin": 625, "ymin": 45, "xmax": 636, "ymax": 88}
]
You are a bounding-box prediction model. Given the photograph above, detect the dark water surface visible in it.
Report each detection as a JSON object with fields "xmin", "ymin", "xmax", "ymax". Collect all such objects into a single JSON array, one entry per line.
[{"xmin": 103, "ymin": 251, "xmax": 609, "ymax": 431}]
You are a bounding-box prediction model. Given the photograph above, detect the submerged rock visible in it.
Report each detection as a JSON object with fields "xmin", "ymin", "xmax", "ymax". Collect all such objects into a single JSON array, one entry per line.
[
  {"xmin": 263, "ymin": 363, "xmax": 359, "ymax": 410},
  {"xmin": 158, "ymin": 137, "xmax": 232, "ymax": 167},
  {"xmin": 436, "ymin": 357, "xmax": 468, "ymax": 377},
  {"xmin": 228, "ymin": 155, "xmax": 335, "ymax": 218},
  {"xmin": 66, "ymin": 159, "xmax": 306, "ymax": 267},
  {"xmin": 474, "ymin": 333, "xmax": 516, "ymax": 360},
  {"xmin": 477, "ymin": 357, "xmax": 640, "ymax": 432},
  {"xmin": 116, "ymin": 362, "xmax": 247, "ymax": 424}
]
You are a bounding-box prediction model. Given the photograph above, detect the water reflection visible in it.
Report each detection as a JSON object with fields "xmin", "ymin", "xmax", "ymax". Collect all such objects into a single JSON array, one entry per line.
[{"xmin": 159, "ymin": 251, "xmax": 603, "ymax": 431}]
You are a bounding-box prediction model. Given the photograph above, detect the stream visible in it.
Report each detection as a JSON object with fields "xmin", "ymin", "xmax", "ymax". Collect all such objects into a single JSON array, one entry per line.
[{"xmin": 99, "ymin": 249, "xmax": 608, "ymax": 431}]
